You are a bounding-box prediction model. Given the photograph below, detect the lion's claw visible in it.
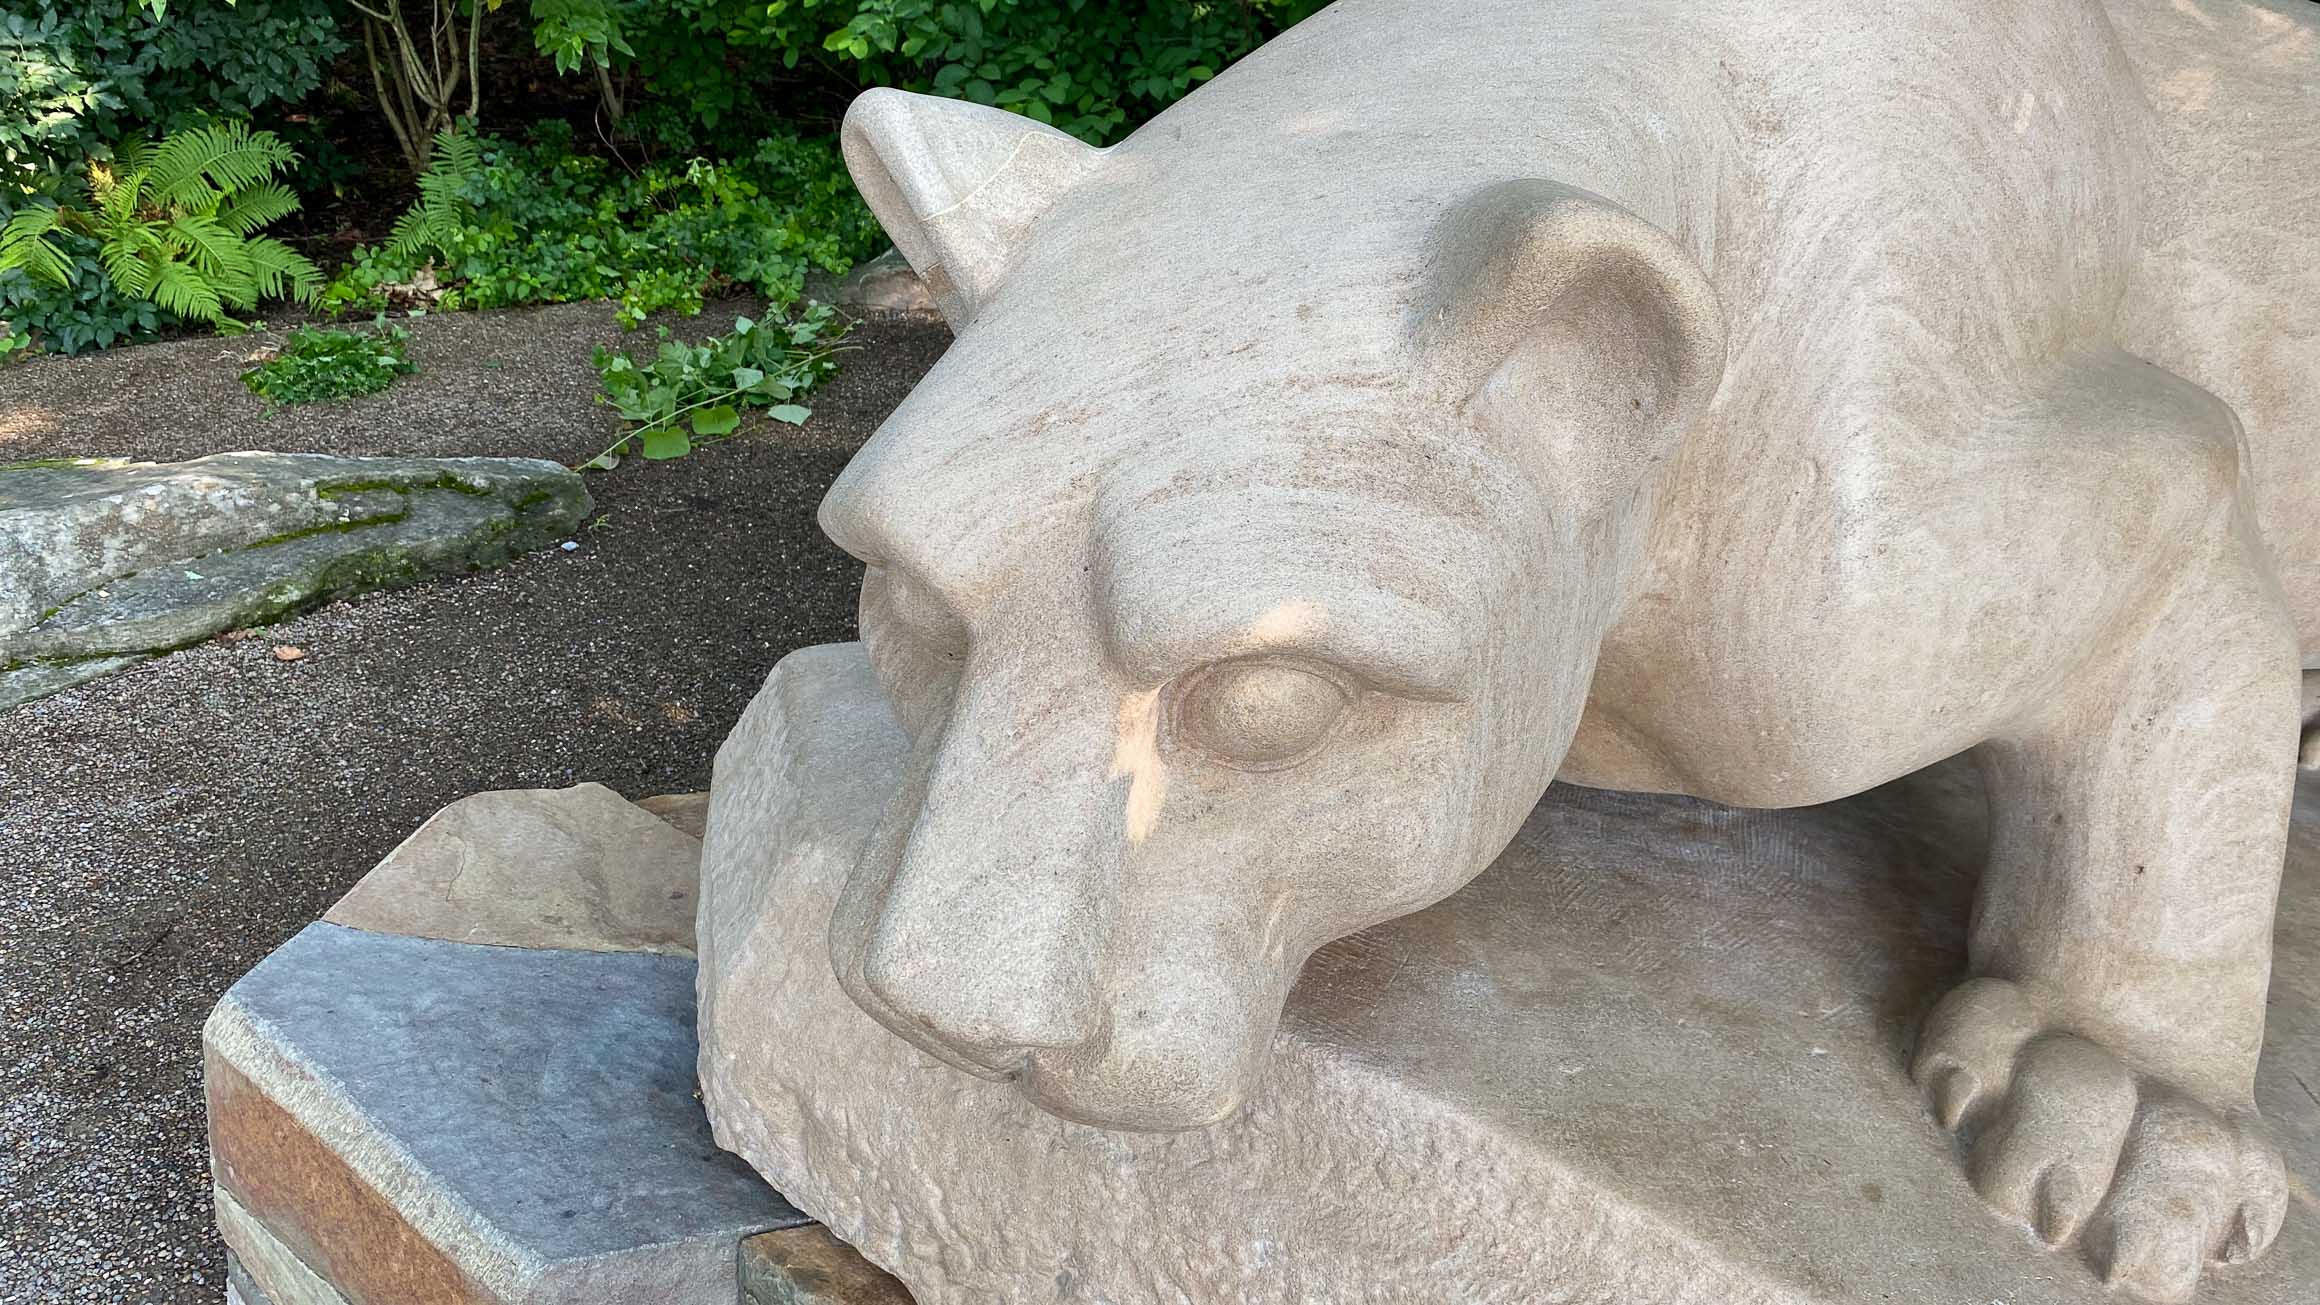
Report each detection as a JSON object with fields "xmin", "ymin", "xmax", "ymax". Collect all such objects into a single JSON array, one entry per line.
[{"xmin": 1913, "ymin": 977, "xmax": 2285, "ymax": 1302}]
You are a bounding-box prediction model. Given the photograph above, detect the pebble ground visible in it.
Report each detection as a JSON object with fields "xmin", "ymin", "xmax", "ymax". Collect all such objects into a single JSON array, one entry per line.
[{"xmin": 0, "ymin": 302, "xmax": 949, "ymax": 1303}]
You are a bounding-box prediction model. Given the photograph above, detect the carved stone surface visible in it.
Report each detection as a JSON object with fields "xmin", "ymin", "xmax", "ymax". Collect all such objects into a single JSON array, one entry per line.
[
  {"xmin": 704, "ymin": 0, "xmax": 2320, "ymax": 1297},
  {"xmin": 322, "ymin": 783, "xmax": 702, "ymax": 955},
  {"xmin": 696, "ymin": 644, "xmax": 2319, "ymax": 1305}
]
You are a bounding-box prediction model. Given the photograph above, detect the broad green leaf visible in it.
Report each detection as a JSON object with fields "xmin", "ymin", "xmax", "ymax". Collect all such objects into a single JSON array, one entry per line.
[
  {"xmin": 691, "ymin": 405, "xmax": 741, "ymax": 437},
  {"xmin": 641, "ymin": 426, "xmax": 692, "ymax": 459},
  {"xmin": 767, "ymin": 404, "xmax": 810, "ymax": 426}
]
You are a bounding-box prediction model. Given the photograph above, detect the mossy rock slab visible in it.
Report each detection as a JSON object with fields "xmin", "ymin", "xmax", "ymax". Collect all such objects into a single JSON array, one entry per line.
[{"xmin": 0, "ymin": 453, "xmax": 588, "ymax": 708}]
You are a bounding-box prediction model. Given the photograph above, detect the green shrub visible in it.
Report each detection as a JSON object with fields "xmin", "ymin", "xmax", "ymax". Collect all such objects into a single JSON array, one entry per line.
[
  {"xmin": 241, "ymin": 320, "xmax": 419, "ymax": 404},
  {"xmin": 0, "ymin": 121, "xmax": 322, "ymax": 328},
  {"xmin": 1, "ymin": 1, "xmax": 345, "ymax": 194},
  {"xmin": 329, "ymin": 123, "xmax": 883, "ymax": 327},
  {"xmin": 0, "ymin": 220, "xmax": 169, "ymax": 356},
  {"xmin": 585, "ymin": 305, "xmax": 845, "ymax": 467},
  {"xmin": 527, "ymin": 0, "xmax": 1327, "ymax": 152}
]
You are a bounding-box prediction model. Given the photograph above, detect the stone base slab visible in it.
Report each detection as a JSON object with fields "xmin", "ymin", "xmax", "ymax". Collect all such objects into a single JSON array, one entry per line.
[{"xmin": 696, "ymin": 644, "xmax": 2319, "ymax": 1304}]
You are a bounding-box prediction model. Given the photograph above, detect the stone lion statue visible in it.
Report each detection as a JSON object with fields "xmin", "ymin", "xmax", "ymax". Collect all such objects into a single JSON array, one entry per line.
[{"xmin": 773, "ymin": 1, "xmax": 2317, "ymax": 1297}]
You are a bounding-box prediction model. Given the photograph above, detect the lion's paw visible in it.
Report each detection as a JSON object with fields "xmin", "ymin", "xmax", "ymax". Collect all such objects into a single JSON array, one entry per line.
[{"xmin": 1912, "ymin": 977, "xmax": 2287, "ymax": 1303}]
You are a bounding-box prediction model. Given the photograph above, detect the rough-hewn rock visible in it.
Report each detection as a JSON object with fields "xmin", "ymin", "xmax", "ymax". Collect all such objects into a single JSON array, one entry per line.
[
  {"xmin": 639, "ymin": 791, "xmax": 714, "ymax": 840},
  {"xmin": 323, "ymin": 783, "xmax": 701, "ymax": 956},
  {"xmin": 806, "ymin": 248, "xmax": 936, "ymax": 318},
  {"xmin": 0, "ymin": 452, "xmax": 587, "ymax": 708},
  {"xmin": 695, "ymin": 643, "xmax": 2320, "ymax": 1305},
  {"xmin": 739, "ymin": 1228, "xmax": 915, "ymax": 1305}
]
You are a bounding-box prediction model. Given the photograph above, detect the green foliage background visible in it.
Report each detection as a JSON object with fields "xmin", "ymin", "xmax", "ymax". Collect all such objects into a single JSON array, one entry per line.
[
  {"xmin": 1, "ymin": 1, "xmax": 344, "ymax": 193},
  {"xmin": 0, "ymin": 1, "xmax": 1328, "ymax": 355}
]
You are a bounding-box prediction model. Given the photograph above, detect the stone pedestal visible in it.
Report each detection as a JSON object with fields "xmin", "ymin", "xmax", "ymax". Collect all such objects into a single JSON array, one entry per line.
[{"xmin": 696, "ymin": 644, "xmax": 2320, "ymax": 1304}]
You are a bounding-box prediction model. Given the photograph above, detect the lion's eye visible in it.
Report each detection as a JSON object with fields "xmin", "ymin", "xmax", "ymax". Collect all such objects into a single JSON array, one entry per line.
[{"xmin": 1171, "ymin": 658, "xmax": 1352, "ymax": 771}]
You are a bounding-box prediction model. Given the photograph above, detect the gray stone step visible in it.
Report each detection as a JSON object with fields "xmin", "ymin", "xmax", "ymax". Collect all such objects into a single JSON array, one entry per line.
[{"xmin": 206, "ymin": 924, "xmax": 815, "ymax": 1304}]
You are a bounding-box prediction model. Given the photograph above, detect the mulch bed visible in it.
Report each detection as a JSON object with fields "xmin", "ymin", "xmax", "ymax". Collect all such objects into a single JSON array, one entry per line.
[{"xmin": 0, "ymin": 302, "xmax": 950, "ymax": 1304}]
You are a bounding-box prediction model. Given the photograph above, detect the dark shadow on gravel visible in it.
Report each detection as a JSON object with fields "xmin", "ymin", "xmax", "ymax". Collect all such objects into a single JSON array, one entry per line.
[{"xmin": 0, "ymin": 305, "xmax": 950, "ymax": 1303}]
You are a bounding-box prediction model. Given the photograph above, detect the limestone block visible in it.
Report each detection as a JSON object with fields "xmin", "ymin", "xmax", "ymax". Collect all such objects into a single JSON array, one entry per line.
[
  {"xmin": 207, "ymin": 925, "xmax": 808, "ymax": 1305},
  {"xmin": 0, "ymin": 453, "xmax": 588, "ymax": 707},
  {"xmin": 696, "ymin": 645, "xmax": 2320, "ymax": 1305},
  {"xmin": 324, "ymin": 783, "xmax": 700, "ymax": 955},
  {"xmin": 739, "ymin": 1228, "xmax": 915, "ymax": 1305}
]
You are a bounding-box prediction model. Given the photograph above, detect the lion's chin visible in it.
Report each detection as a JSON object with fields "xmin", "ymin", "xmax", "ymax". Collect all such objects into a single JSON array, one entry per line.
[{"xmin": 1014, "ymin": 1045, "xmax": 1258, "ymax": 1133}]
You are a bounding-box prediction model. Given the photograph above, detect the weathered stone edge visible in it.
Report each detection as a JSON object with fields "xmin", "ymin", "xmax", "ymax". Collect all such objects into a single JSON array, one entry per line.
[{"xmin": 204, "ymin": 990, "xmax": 545, "ymax": 1301}]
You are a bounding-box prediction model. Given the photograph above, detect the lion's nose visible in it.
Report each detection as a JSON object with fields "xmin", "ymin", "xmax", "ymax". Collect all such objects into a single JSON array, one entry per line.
[
  {"xmin": 864, "ymin": 926, "xmax": 1101, "ymax": 1063},
  {"xmin": 855, "ymin": 668, "xmax": 1121, "ymax": 1065}
]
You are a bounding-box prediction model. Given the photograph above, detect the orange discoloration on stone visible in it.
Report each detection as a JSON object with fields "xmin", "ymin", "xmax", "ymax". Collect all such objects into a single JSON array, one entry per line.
[{"xmin": 207, "ymin": 1052, "xmax": 495, "ymax": 1305}]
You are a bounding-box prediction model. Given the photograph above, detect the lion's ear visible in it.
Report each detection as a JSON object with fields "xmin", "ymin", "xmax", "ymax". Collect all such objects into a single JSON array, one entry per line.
[
  {"xmin": 1412, "ymin": 180, "xmax": 1725, "ymax": 517},
  {"xmin": 842, "ymin": 89, "xmax": 1104, "ymax": 328}
]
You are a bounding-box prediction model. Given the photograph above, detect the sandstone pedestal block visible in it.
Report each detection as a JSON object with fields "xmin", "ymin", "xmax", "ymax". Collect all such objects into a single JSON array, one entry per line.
[{"xmin": 696, "ymin": 645, "xmax": 2320, "ymax": 1305}]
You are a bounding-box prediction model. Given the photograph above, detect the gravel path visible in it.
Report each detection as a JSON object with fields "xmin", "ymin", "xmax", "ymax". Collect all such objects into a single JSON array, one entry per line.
[{"xmin": 0, "ymin": 303, "xmax": 949, "ymax": 1303}]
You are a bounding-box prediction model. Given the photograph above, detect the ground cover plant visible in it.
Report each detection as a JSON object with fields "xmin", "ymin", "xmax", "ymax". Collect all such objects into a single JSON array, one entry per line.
[
  {"xmin": 241, "ymin": 319, "xmax": 418, "ymax": 404},
  {"xmin": 326, "ymin": 122, "xmax": 885, "ymax": 328},
  {"xmin": 584, "ymin": 305, "xmax": 845, "ymax": 466},
  {"xmin": 0, "ymin": 120, "xmax": 320, "ymax": 342}
]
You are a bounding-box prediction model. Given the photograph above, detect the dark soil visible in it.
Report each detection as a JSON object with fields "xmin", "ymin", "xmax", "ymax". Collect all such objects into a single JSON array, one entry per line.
[{"xmin": 0, "ymin": 304, "xmax": 950, "ymax": 1304}]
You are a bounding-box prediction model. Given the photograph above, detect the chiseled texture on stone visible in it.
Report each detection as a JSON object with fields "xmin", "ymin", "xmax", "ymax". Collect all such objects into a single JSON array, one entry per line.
[
  {"xmin": 324, "ymin": 783, "xmax": 701, "ymax": 955},
  {"xmin": 739, "ymin": 1227, "xmax": 916, "ymax": 1305},
  {"xmin": 696, "ymin": 645, "xmax": 2320, "ymax": 1305},
  {"xmin": 209, "ymin": 925, "xmax": 807, "ymax": 1305},
  {"xmin": 0, "ymin": 452, "xmax": 587, "ymax": 707}
]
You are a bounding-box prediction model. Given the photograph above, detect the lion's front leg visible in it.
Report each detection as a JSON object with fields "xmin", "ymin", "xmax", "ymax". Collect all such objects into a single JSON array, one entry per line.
[{"xmin": 1913, "ymin": 524, "xmax": 2300, "ymax": 1302}]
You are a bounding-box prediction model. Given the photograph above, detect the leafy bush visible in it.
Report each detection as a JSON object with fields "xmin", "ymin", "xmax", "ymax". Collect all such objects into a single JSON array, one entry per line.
[
  {"xmin": 585, "ymin": 305, "xmax": 844, "ymax": 466},
  {"xmin": 824, "ymin": 0, "xmax": 1329, "ymax": 142},
  {"xmin": 329, "ymin": 123, "xmax": 882, "ymax": 327},
  {"xmin": 0, "ymin": 221, "xmax": 168, "ymax": 356},
  {"xmin": 0, "ymin": 121, "xmax": 321, "ymax": 327},
  {"xmin": 241, "ymin": 320, "xmax": 418, "ymax": 404},
  {"xmin": 1, "ymin": 1, "xmax": 344, "ymax": 194},
  {"xmin": 528, "ymin": 0, "xmax": 1327, "ymax": 152}
]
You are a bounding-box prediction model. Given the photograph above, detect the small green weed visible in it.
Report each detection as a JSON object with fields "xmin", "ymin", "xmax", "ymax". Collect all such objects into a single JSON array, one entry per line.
[
  {"xmin": 583, "ymin": 305, "xmax": 845, "ymax": 469},
  {"xmin": 242, "ymin": 320, "xmax": 418, "ymax": 404}
]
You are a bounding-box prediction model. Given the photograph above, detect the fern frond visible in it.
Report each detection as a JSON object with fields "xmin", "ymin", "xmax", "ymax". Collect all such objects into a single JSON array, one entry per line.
[
  {"xmin": 241, "ymin": 236, "xmax": 323, "ymax": 306},
  {"xmin": 149, "ymin": 122, "xmax": 295, "ymax": 211},
  {"xmin": 96, "ymin": 171, "xmax": 145, "ymax": 232},
  {"xmin": 109, "ymin": 136, "xmax": 150, "ymax": 177},
  {"xmin": 385, "ymin": 206, "xmax": 429, "ymax": 257},
  {"xmin": 168, "ymin": 213, "xmax": 250, "ymax": 280},
  {"xmin": 0, "ymin": 207, "xmax": 75, "ymax": 286},
  {"xmin": 215, "ymin": 182, "xmax": 300, "ymax": 235},
  {"xmin": 386, "ymin": 126, "xmax": 484, "ymax": 260},
  {"xmin": 436, "ymin": 125, "xmax": 481, "ymax": 178},
  {"xmin": 100, "ymin": 240, "xmax": 159, "ymax": 300},
  {"xmin": 149, "ymin": 257, "xmax": 226, "ymax": 324}
]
